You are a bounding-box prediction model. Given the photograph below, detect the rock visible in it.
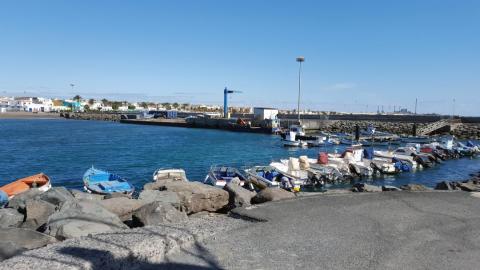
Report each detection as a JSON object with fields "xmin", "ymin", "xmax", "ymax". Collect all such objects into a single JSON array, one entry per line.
[
  {"xmin": 144, "ymin": 175, "xmax": 188, "ymax": 191},
  {"xmin": 435, "ymin": 181, "xmax": 455, "ymax": 190},
  {"xmin": 132, "ymin": 201, "xmax": 188, "ymax": 226},
  {"xmin": 7, "ymin": 189, "xmax": 43, "ymax": 210},
  {"xmin": 224, "ymin": 178, "xmax": 256, "ymax": 208},
  {"xmin": 69, "ymin": 189, "xmax": 104, "ymax": 201},
  {"xmin": 38, "ymin": 187, "xmax": 75, "ymax": 206},
  {"xmin": 46, "ymin": 200, "xmax": 128, "ymax": 240},
  {"xmin": 252, "ymin": 188, "xmax": 295, "ymax": 204},
  {"xmin": 458, "ymin": 182, "xmax": 480, "ymax": 192},
  {"xmin": 22, "ymin": 199, "xmax": 56, "ymax": 231},
  {"xmin": 0, "ymin": 228, "xmax": 57, "ymax": 261},
  {"xmin": 0, "ymin": 208, "xmax": 24, "ymax": 228},
  {"xmin": 138, "ymin": 190, "xmax": 181, "ymax": 205},
  {"xmin": 382, "ymin": 185, "xmax": 401, "ymax": 191},
  {"xmin": 98, "ymin": 197, "xmax": 147, "ymax": 221},
  {"xmin": 103, "ymin": 192, "xmax": 132, "ymax": 199},
  {"xmin": 352, "ymin": 183, "xmax": 382, "ymax": 192},
  {"xmin": 400, "ymin": 184, "xmax": 428, "ymax": 191},
  {"xmin": 154, "ymin": 181, "xmax": 229, "ymax": 214}
]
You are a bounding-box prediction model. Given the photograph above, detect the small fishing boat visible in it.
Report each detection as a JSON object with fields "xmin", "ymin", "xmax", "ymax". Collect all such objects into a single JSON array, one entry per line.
[
  {"xmin": 204, "ymin": 166, "xmax": 248, "ymax": 187},
  {"xmin": 282, "ymin": 131, "xmax": 307, "ymax": 147},
  {"xmin": 0, "ymin": 173, "xmax": 51, "ymax": 199},
  {"xmin": 83, "ymin": 166, "xmax": 134, "ymax": 195},
  {"xmin": 152, "ymin": 168, "xmax": 188, "ymax": 182},
  {"xmin": 245, "ymin": 165, "xmax": 293, "ymax": 189}
]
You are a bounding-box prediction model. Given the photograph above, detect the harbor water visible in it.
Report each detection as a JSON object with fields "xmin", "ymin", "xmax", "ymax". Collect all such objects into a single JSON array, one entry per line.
[{"xmin": 1, "ymin": 119, "xmax": 479, "ymax": 191}]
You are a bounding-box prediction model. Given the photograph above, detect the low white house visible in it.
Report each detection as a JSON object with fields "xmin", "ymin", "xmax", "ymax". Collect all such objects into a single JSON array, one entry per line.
[{"xmin": 254, "ymin": 107, "xmax": 279, "ymax": 120}]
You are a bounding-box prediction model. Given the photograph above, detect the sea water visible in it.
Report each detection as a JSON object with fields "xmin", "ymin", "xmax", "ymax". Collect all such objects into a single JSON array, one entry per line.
[{"xmin": 1, "ymin": 119, "xmax": 479, "ymax": 191}]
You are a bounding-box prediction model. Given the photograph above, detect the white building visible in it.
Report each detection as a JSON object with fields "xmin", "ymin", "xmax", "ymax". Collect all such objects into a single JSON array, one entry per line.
[{"xmin": 254, "ymin": 107, "xmax": 279, "ymax": 120}]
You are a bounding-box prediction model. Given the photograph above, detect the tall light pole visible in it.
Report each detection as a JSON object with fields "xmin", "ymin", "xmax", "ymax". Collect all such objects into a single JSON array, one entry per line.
[{"xmin": 296, "ymin": 56, "xmax": 304, "ymax": 124}]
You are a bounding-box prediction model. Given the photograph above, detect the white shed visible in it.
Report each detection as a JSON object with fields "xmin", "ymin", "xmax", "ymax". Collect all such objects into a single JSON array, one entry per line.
[{"xmin": 254, "ymin": 107, "xmax": 278, "ymax": 120}]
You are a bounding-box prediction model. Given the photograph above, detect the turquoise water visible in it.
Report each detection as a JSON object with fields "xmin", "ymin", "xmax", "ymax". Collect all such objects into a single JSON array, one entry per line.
[{"xmin": 1, "ymin": 119, "xmax": 479, "ymax": 190}]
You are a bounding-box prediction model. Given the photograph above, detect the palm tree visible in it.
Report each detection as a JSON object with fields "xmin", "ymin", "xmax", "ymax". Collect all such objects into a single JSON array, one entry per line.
[
  {"xmin": 140, "ymin": 102, "xmax": 148, "ymax": 109},
  {"xmin": 73, "ymin": 95, "xmax": 81, "ymax": 102},
  {"xmin": 101, "ymin": 98, "xmax": 109, "ymax": 105},
  {"xmin": 88, "ymin": 98, "xmax": 95, "ymax": 105}
]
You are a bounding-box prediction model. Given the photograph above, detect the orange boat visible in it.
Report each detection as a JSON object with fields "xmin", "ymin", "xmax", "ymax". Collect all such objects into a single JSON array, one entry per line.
[{"xmin": 0, "ymin": 173, "xmax": 52, "ymax": 198}]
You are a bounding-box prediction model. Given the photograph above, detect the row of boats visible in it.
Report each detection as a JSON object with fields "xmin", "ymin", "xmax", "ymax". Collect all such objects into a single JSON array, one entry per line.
[{"xmin": 1, "ymin": 138, "xmax": 479, "ymax": 205}]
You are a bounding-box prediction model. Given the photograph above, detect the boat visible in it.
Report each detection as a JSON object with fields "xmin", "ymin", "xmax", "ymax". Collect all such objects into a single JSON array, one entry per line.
[
  {"xmin": 269, "ymin": 157, "xmax": 325, "ymax": 189},
  {"xmin": 282, "ymin": 131, "xmax": 307, "ymax": 147},
  {"xmin": 400, "ymin": 136, "xmax": 432, "ymax": 144},
  {"xmin": 307, "ymin": 136, "xmax": 335, "ymax": 147},
  {"xmin": 152, "ymin": 168, "xmax": 188, "ymax": 182},
  {"xmin": 204, "ymin": 166, "xmax": 248, "ymax": 187},
  {"xmin": 244, "ymin": 165, "xmax": 298, "ymax": 190},
  {"xmin": 289, "ymin": 125, "xmax": 305, "ymax": 136},
  {"xmin": 83, "ymin": 166, "xmax": 134, "ymax": 195},
  {"xmin": 0, "ymin": 173, "xmax": 52, "ymax": 199}
]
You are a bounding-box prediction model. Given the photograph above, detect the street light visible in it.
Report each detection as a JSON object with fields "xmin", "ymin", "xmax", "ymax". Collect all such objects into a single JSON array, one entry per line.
[{"xmin": 296, "ymin": 56, "xmax": 305, "ymax": 124}]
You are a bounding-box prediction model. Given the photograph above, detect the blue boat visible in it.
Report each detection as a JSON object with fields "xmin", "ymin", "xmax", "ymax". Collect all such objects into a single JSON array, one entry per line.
[{"xmin": 83, "ymin": 166, "xmax": 134, "ymax": 195}]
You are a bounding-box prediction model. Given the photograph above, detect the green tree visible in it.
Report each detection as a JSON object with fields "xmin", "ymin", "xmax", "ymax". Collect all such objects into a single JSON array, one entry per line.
[
  {"xmin": 88, "ymin": 98, "xmax": 95, "ymax": 105},
  {"xmin": 128, "ymin": 105, "xmax": 136, "ymax": 110},
  {"xmin": 112, "ymin": 102, "xmax": 121, "ymax": 110},
  {"xmin": 73, "ymin": 95, "xmax": 82, "ymax": 102},
  {"xmin": 172, "ymin": 102, "xmax": 179, "ymax": 109},
  {"xmin": 84, "ymin": 104, "xmax": 90, "ymax": 111},
  {"xmin": 140, "ymin": 102, "xmax": 148, "ymax": 109},
  {"xmin": 101, "ymin": 98, "xmax": 109, "ymax": 105}
]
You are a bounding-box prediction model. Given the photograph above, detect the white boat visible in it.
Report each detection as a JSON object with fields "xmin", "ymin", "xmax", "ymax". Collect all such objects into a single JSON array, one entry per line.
[
  {"xmin": 152, "ymin": 168, "xmax": 188, "ymax": 182},
  {"xmin": 374, "ymin": 147, "xmax": 418, "ymax": 169},
  {"xmin": 282, "ymin": 131, "xmax": 307, "ymax": 147},
  {"xmin": 204, "ymin": 166, "xmax": 247, "ymax": 187},
  {"xmin": 289, "ymin": 125, "xmax": 305, "ymax": 136}
]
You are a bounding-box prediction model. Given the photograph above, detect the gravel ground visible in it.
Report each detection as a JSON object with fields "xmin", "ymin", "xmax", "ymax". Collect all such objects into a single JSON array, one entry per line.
[{"xmin": 0, "ymin": 213, "xmax": 249, "ymax": 270}]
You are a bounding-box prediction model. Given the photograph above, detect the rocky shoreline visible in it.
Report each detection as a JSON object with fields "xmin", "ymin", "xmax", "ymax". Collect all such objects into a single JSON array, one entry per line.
[{"xmin": 1, "ymin": 171, "xmax": 480, "ymax": 268}]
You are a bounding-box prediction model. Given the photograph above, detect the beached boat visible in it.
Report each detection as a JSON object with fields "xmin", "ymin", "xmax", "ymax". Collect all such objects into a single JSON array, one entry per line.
[
  {"xmin": 152, "ymin": 168, "xmax": 188, "ymax": 182},
  {"xmin": 244, "ymin": 165, "xmax": 295, "ymax": 189},
  {"xmin": 282, "ymin": 131, "xmax": 307, "ymax": 147},
  {"xmin": 0, "ymin": 173, "xmax": 51, "ymax": 199},
  {"xmin": 83, "ymin": 167, "xmax": 134, "ymax": 195},
  {"xmin": 204, "ymin": 166, "xmax": 248, "ymax": 187}
]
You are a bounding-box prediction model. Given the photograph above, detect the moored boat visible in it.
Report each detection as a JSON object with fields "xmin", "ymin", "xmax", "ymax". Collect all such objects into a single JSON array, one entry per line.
[
  {"xmin": 83, "ymin": 166, "xmax": 134, "ymax": 195},
  {"xmin": 0, "ymin": 173, "xmax": 51, "ymax": 199},
  {"xmin": 152, "ymin": 168, "xmax": 188, "ymax": 182},
  {"xmin": 204, "ymin": 166, "xmax": 248, "ymax": 187}
]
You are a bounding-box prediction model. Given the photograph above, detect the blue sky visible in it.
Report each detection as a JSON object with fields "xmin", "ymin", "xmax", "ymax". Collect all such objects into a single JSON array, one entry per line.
[{"xmin": 0, "ymin": 0, "xmax": 479, "ymax": 115}]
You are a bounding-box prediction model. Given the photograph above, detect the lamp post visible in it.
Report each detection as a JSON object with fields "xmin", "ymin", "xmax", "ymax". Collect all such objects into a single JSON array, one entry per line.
[{"xmin": 296, "ymin": 56, "xmax": 304, "ymax": 124}]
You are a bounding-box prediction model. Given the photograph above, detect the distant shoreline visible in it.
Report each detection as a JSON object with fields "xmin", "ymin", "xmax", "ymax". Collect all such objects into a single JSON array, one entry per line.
[{"xmin": 0, "ymin": 112, "xmax": 60, "ymax": 119}]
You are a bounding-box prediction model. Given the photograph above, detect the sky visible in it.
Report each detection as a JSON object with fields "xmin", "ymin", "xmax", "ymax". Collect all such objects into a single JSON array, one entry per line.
[{"xmin": 0, "ymin": 0, "xmax": 479, "ymax": 115}]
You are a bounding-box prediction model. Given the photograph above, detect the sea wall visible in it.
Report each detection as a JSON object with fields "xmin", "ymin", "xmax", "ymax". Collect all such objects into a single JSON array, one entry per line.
[{"xmin": 293, "ymin": 120, "xmax": 480, "ymax": 139}]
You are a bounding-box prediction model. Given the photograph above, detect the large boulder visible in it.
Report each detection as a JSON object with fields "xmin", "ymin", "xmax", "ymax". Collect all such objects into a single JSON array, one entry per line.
[
  {"xmin": 143, "ymin": 177, "xmax": 187, "ymax": 191},
  {"xmin": 0, "ymin": 208, "xmax": 24, "ymax": 228},
  {"xmin": 382, "ymin": 185, "xmax": 401, "ymax": 191},
  {"xmin": 98, "ymin": 197, "xmax": 147, "ymax": 221},
  {"xmin": 0, "ymin": 228, "xmax": 57, "ymax": 261},
  {"xmin": 22, "ymin": 199, "xmax": 56, "ymax": 231},
  {"xmin": 352, "ymin": 183, "xmax": 382, "ymax": 192},
  {"xmin": 252, "ymin": 188, "xmax": 295, "ymax": 204},
  {"xmin": 138, "ymin": 190, "xmax": 181, "ymax": 205},
  {"xmin": 435, "ymin": 181, "xmax": 455, "ymax": 190},
  {"xmin": 458, "ymin": 182, "xmax": 480, "ymax": 192},
  {"xmin": 7, "ymin": 189, "xmax": 43, "ymax": 210},
  {"xmin": 38, "ymin": 187, "xmax": 75, "ymax": 206},
  {"xmin": 46, "ymin": 200, "xmax": 128, "ymax": 240},
  {"xmin": 69, "ymin": 189, "xmax": 104, "ymax": 201},
  {"xmin": 153, "ymin": 181, "xmax": 229, "ymax": 214},
  {"xmin": 132, "ymin": 201, "xmax": 188, "ymax": 226},
  {"xmin": 103, "ymin": 192, "xmax": 132, "ymax": 199},
  {"xmin": 223, "ymin": 178, "xmax": 256, "ymax": 208},
  {"xmin": 400, "ymin": 184, "xmax": 428, "ymax": 191}
]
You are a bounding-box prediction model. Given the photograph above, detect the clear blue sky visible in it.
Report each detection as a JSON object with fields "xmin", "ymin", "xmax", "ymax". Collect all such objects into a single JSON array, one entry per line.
[{"xmin": 0, "ymin": 0, "xmax": 479, "ymax": 115}]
